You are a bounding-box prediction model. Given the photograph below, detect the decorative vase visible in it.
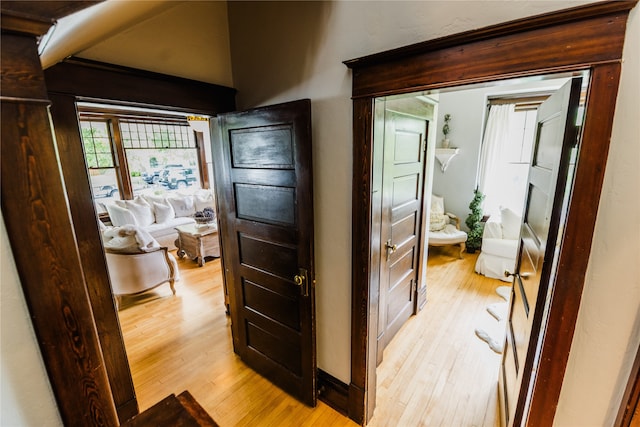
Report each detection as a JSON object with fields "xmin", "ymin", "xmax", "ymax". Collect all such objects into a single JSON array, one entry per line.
[{"xmin": 442, "ymin": 138, "xmax": 450, "ymax": 148}]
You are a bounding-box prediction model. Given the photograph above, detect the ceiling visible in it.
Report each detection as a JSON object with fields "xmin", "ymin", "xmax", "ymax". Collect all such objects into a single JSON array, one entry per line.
[{"xmin": 39, "ymin": 0, "xmax": 234, "ymax": 87}]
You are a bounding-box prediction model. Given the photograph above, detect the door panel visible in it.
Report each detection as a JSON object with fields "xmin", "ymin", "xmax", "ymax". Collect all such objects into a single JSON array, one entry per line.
[
  {"xmin": 377, "ymin": 111, "xmax": 427, "ymax": 359},
  {"xmin": 499, "ymin": 78, "xmax": 581, "ymax": 426},
  {"xmin": 213, "ymin": 99, "xmax": 316, "ymax": 406}
]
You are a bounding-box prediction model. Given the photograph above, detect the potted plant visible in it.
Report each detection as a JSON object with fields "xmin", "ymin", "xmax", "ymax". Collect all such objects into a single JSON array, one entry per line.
[
  {"xmin": 442, "ymin": 113, "xmax": 452, "ymax": 148},
  {"xmin": 465, "ymin": 188, "xmax": 485, "ymax": 253}
]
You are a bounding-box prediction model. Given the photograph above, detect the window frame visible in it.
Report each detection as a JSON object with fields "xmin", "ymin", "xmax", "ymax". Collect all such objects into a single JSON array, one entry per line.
[{"xmin": 78, "ymin": 108, "xmax": 208, "ymax": 203}]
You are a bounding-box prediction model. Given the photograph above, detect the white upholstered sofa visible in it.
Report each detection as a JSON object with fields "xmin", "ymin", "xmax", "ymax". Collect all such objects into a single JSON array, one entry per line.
[
  {"xmin": 103, "ymin": 190, "xmax": 215, "ymax": 249},
  {"xmin": 474, "ymin": 207, "xmax": 521, "ymax": 281}
]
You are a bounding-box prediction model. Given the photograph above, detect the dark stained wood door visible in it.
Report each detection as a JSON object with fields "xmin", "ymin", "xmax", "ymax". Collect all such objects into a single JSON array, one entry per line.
[
  {"xmin": 212, "ymin": 99, "xmax": 316, "ymax": 406},
  {"xmin": 377, "ymin": 111, "xmax": 427, "ymax": 359},
  {"xmin": 499, "ymin": 78, "xmax": 582, "ymax": 426}
]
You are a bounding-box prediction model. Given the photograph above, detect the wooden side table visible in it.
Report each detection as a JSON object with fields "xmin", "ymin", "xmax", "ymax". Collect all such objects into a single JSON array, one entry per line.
[{"xmin": 175, "ymin": 223, "xmax": 220, "ymax": 267}]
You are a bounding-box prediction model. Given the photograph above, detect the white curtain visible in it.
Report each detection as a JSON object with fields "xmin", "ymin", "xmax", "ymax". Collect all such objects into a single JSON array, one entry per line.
[{"xmin": 477, "ymin": 104, "xmax": 516, "ymax": 216}]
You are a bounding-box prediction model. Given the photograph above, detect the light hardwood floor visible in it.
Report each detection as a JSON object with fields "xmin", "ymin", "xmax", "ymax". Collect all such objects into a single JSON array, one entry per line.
[
  {"xmin": 368, "ymin": 246, "xmax": 503, "ymax": 427},
  {"xmin": 117, "ymin": 246, "xmax": 504, "ymax": 426}
]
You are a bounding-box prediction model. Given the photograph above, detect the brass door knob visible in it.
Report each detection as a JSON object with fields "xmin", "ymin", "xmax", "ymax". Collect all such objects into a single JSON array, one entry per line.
[{"xmin": 385, "ymin": 240, "xmax": 397, "ymax": 253}]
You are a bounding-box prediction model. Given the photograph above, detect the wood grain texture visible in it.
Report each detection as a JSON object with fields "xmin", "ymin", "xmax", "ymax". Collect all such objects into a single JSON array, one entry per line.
[
  {"xmin": 1, "ymin": 101, "xmax": 118, "ymax": 426},
  {"xmin": 1, "ymin": 7, "xmax": 119, "ymax": 423},
  {"xmin": 350, "ymin": 97, "xmax": 374, "ymax": 425},
  {"xmin": 49, "ymin": 92, "xmax": 138, "ymax": 423},
  {"xmin": 0, "ymin": 34, "xmax": 47, "ymax": 100},
  {"xmin": 122, "ymin": 391, "xmax": 218, "ymax": 427},
  {"xmin": 213, "ymin": 99, "xmax": 317, "ymax": 406},
  {"xmin": 368, "ymin": 246, "xmax": 502, "ymax": 427},
  {"xmin": 1, "ymin": 2, "xmax": 97, "ymax": 37}
]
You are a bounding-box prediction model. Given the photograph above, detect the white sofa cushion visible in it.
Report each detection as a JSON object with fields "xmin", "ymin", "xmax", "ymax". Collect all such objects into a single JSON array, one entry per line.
[
  {"xmin": 168, "ymin": 195, "xmax": 196, "ymax": 217},
  {"xmin": 481, "ymin": 238, "xmax": 519, "ymax": 259},
  {"xmin": 126, "ymin": 201, "xmax": 155, "ymax": 227},
  {"xmin": 147, "ymin": 216, "xmax": 195, "ymax": 249},
  {"xmin": 106, "ymin": 204, "xmax": 138, "ymax": 227},
  {"xmin": 483, "ymin": 217, "xmax": 503, "ymax": 239},
  {"xmin": 153, "ymin": 201, "xmax": 175, "ymax": 224},
  {"xmin": 193, "ymin": 191, "xmax": 215, "ymax": 212},
  {"xmin": 429, "ymin": 224, "xmax": 468, "ymax": 245},
  {"xmin": 475, "ymin": 251, "xmax": 516, "ymax": 282},
  {"xmin": 500, "ymin": 207, "xmax": 521, "ymax": 240},
  {"xmin": 114, "ymin": 196, "xmax": 155, "ymax": 227},
  {"xmin": 102, "ymin": 225, "xmax": 161, "ymax": 254},
  {"xmin": 429, "ymin": 195, "xmax": 449, "ymax": 231},
  {"xmin": 145, "ymin": 216, "xmax": 195, "ymax": 237}
]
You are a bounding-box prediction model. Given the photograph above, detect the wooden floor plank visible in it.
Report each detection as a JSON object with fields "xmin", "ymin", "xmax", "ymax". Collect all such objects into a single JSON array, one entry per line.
[{"xmin": 117, "ymin": 245, "xmax": 502, "ymax": 426}]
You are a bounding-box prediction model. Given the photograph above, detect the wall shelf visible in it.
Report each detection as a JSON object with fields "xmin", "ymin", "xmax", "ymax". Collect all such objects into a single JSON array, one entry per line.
[{"xmin": 435, "ymin": 148, "xmax": 459, "ymax": 172}]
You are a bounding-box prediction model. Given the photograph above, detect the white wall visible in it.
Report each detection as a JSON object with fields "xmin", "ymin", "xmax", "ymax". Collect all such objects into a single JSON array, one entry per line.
[{"xmin": 1, "ymin": 214, "xmax": 62, "ymax": 426}]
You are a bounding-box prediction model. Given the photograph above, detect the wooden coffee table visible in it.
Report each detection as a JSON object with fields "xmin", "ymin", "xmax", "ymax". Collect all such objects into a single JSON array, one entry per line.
[{"xmin": 175, "ymin": 223, "xmax": 220, "ymax": 267}]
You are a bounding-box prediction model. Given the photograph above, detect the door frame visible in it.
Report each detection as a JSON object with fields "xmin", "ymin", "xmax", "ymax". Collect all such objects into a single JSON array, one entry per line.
[
  {"xmin": 345, "ymin": 1, "xmax": 636, "ymax": 424},
  {"xmin": 43, "ymin": 58, "xmax": 236, "ymax": 423}
]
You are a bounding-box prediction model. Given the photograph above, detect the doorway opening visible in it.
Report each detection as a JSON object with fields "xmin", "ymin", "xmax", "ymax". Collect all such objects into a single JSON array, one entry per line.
[
  {"xmin": 368, "ymin": 71, "xmax": 588, "ymax": 425},
  {"xmin": 72, "ymin": 102, "xmax": 228, "ymax": 411}
]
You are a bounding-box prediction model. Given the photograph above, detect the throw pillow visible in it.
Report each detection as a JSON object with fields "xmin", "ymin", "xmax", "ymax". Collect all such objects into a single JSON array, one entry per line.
[
  {"xmin": 154, "ymin": 201, "xmax": 175, "ymax": 224},
  {"xmin": 126, "ymin": 201, "xmax": 154, "ymax": 227},
  {"xmin": 105, "ymin": 204, "xmax": 138, "ymax": 227},
  {"xmin": 194, "ymin": 192, "xmax": 215, "ymax": 212},
  {"xmin": 431, "ymin": 195, "xmax": 445, "ymax": 215},
  {"xmin": 430, "ymin": 212, "xmax": 448, "ymax": 232},
  {"xmin": 102, "ymin": 235, "xmax": 140, "ymax": 254},
  {"xmin": 168, "ymin": 196, "xmax": 196, "ymax": 217},
  {"xmin": 501, "ymin": 207, "xmax": 521, "ymax": 240}
]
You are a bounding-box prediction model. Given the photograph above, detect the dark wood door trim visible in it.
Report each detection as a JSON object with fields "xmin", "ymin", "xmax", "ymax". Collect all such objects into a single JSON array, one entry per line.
[
  {"xmin": 346, "ymin": 1, "xmax": 636, "ymax": 424},
  {"xmin": 48, "ymin": 92, "xmax": 139, "ymax": 423},
  {"xmin": 1, "ymin": 10, "xmax": 119, "ymax": 425},
  {"xmin": 44, "ymin": 57, "xmax": 236, "ymax": 115}
]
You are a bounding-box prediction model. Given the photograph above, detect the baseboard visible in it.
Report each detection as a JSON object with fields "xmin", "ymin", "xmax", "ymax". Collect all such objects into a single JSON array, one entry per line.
[{"xmin": 318, "ymin": 369, "xmax": 350, "ymax": 417}]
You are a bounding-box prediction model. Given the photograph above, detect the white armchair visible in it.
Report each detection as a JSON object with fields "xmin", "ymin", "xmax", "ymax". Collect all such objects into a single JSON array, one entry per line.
[
  {"xmin": 105, "ymin": 248, "xmax": 177, "ymax": 308},
  {"xmin": 428, "ymin": 195, "xmax": 468, "ymax": 258},
  {"xmin": 474, "ymin": 207, "xmax": 521, "ymax": 281},
  {"xmin": 101, "ymin": 224, "xmax": 178, "ymax": 308}
]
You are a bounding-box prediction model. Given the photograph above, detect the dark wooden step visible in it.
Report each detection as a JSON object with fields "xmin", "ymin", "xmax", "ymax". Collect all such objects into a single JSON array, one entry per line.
[{"xmin": 122, "ymin": 391, "xmax": 218, "ymax": 426}]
